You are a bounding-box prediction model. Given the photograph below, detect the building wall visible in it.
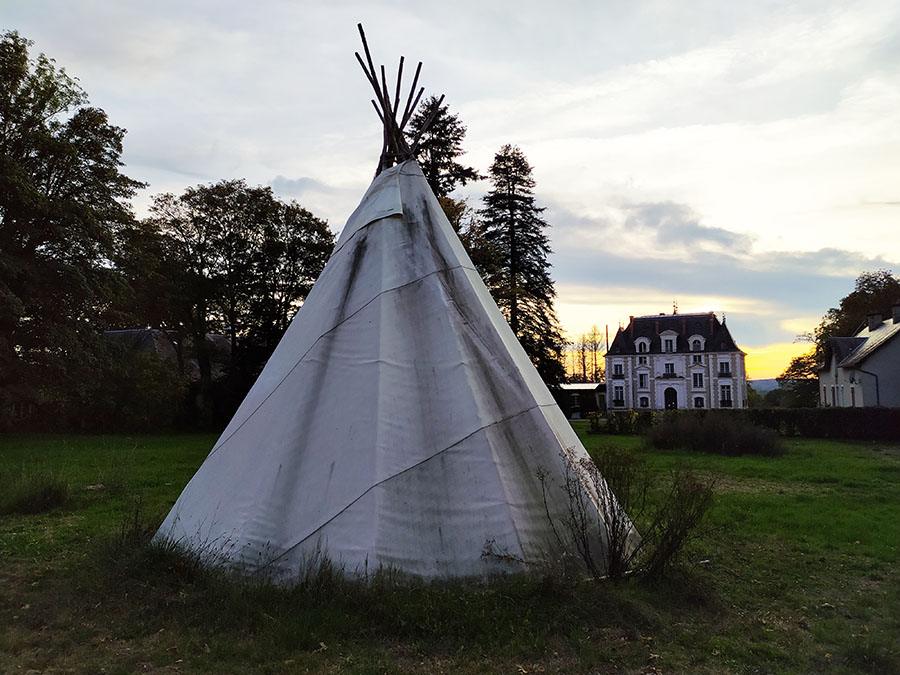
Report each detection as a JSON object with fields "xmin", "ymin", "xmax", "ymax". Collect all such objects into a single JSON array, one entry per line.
[
  {"xmin": 864, "ymin": 341, "xmax": 900, "ymax": 407},
  {"xmin": 822, "ymin": 339, "xmax": 900, "ymax": 408},
  {"xmin": 605, "ymin": 350, "xmax": 747, "ymax": 411}
]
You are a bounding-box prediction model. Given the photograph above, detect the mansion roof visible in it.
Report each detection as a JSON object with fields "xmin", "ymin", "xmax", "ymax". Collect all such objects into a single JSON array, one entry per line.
[{"xmin": 606, "ymin": 312, "xmax": 740, "ymax": 356}]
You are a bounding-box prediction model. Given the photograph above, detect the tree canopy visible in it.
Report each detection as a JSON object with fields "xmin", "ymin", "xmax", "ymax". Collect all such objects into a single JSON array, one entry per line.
[
  {"xmin": 0, "ymin": 31, "xmax": 334, "ymax": 430},
  {"xmin": 128, "ymin": 181, "xmax": 334, "ymax": 424},
  {"xmin": 406, "ymin": 96, "xmax": 480, "ymax": 198},
  {"xmin": 0, "ymin": 30, "xmax": 144, "ymax": 419}
]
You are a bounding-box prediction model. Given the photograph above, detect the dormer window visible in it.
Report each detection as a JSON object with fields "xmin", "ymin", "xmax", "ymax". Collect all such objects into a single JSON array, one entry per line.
[
  {"xmin": 691, "ymin": 339, "xmax": 701, "ymax": 351},
  {"xmin": 634, "ymin": 337, "xmax": 650, "ymax": 354},
  {"xmin": 663, "ymin": 338, "xmax": 675, "ymax": 353},
  {"xmin": 688, "ymin": 335, "xmax": 706, "ymax": 352}
]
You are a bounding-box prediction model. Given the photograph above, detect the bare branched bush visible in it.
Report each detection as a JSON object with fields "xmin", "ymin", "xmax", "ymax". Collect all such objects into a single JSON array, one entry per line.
[{"xmin": 539, "ymin": 448, "xmax": 714, "ymax": 581}]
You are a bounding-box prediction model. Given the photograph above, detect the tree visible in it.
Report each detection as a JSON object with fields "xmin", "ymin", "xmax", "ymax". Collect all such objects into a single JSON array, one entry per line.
[
  {"xmin": 480, "ymin": 145, "xmax": 566, "ymax": 386},
  {"xmin": 777, "ymin": 351, "xmax": 820, "ymax": 408},
  {"xmin": 245, "ymin": 200, "xmax": 333, "ymax": 375},
  {"xmin": 139, "ymin": 181, "xmax": 333, "ymax": 425},
  {"xmin": 406, "ymin": 96, "xmax": 480, "ymax": 198},
  {"xmin": 0, "ymin": 31, "xmax": 143, "ymax": 425},
  {"xmin": 812, "ymin": 269, "xmax": 900, "ymax": 348},
  {"xmin": 586, "ymin": 325, "xmax": 603, "ymax": 381}
]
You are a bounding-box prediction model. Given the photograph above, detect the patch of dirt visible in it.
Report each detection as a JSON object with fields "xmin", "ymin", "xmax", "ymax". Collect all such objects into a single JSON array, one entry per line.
[{"xmin": 703, "ymin": 475, "xmax": 824, "ymax": 495}]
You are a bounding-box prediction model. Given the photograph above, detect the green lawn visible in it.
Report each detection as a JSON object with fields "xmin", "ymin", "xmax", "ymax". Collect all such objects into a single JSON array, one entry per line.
[{"xmin": 1, "ymin": 426, "xmax": 898, "ymax": 673}]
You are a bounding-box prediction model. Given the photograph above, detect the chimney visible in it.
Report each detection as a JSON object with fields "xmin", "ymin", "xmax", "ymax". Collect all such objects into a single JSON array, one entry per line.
[
  {"xmin": 893, "ymin": 303, "xmax": 900, "ymax": 324},
  {"xmin": 628, "ymin": 316, "xmax": 634, "ymax": 336},
  {"xmin": 867, "ymin": 313, "xmax": 882, "ymax": 332}
]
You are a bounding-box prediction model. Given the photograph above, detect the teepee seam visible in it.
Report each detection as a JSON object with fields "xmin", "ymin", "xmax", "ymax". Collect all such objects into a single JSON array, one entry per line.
[
  {"xmin": 259, "ymin": 401, "xmax": 560, "ymax": 571},
  {"xmin": 207, "ymin": 262, "xmax": 477, "ymax": 459}
]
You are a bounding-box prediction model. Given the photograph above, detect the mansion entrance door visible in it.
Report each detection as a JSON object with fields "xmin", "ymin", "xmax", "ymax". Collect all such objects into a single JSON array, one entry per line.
[{"xmin": 664, "ymin": 387, "xmax": 678, "ymax": 410}]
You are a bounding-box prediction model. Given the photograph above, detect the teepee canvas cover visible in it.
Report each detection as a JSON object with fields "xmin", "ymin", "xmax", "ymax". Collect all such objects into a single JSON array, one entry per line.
[{"xmin": 156, "ymin": 29, "xmax": 623, "ymax": 580}]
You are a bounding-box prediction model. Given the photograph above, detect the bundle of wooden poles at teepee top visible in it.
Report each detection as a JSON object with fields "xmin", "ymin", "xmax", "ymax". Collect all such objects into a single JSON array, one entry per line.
[{"xmin": 354, "ymin": 23, "xmax": 445, "ymax": 176}]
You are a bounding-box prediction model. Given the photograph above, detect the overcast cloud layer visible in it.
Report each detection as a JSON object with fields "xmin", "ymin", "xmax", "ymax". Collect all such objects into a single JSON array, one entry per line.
[{"xmin": 6, "ymin": 0, "xmax": 900, "ymax": 376}]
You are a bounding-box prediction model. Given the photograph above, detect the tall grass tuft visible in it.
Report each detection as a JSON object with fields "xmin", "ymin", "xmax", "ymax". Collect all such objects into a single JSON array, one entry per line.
[{"xmin": 0, "ymin": 469, "xmax": 70, "ymax": 515}]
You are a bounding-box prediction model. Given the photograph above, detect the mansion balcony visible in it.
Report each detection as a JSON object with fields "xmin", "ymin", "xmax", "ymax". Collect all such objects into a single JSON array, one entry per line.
[
  {"xmin": 611, "ymin": 399, "xmax": 625, "ymax": 407},
  {"xmin": 658, "ymin": 373, "xmax": 682, "ymax": 379},
  {"xmin": 610, "ymin": 372, "xmax": 625, "ymax": 379}
]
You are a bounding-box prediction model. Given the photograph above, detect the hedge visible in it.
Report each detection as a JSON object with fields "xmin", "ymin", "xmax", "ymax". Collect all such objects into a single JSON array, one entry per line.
[{"xmin": 592, "ymin": 408, "xmax": 900, "ymax": 441}]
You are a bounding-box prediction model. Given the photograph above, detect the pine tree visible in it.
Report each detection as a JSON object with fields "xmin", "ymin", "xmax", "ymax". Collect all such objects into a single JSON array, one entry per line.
[
  {"xmin": 405, "ymin": 96, "xmax": 480, "ymax": 198},
  {"xmin": 480, "ymin": 145, "xmax": 565, "ymax": 386}
]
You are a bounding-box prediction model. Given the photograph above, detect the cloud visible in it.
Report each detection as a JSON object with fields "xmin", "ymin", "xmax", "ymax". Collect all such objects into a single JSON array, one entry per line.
[
  {"xmin": 269, "ymin": 175, "xmax": 363, "ymax": 232},
  {"xmin": 623, "ymin": 201, "xmax": 753, "ymax": 253},
  {"xmin": 270, "ymin": 176, "xmax": 341, "ymax": 198},
  {"xmin": 7, "ymin": 0, "xmax": 900, "ymax": 379}
]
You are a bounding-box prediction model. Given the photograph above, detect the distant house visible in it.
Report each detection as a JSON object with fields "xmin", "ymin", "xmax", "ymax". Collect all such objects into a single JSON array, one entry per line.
[
  {"xmin": 103, "ymin": 328, "xmax": 180, "ymax": 361},
  {"xmin": 818, "ymin": 305, "xmax": 900, "ymax": 408},
  {"xmin": 605, "ymin": 311, "xmax": 747, "ymax": 410},
  {"xmin": 102, "ymin": 328, "xmax": 231, "ymax": 382},
  {"xmin": 554, "ymin": 382, "xmax": 605, "ymax": 419}
]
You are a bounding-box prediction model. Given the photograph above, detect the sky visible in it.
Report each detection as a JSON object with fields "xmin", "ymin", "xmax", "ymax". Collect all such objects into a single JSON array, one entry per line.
[{"xmin": 6, "ymin": 0, "xmax": 900, "ymax": 378}]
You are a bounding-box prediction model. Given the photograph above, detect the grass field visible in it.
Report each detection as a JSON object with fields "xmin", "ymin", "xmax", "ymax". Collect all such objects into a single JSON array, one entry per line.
[{"xmin": 1, "ymin": 425, "xmax": 898, "ymax": 673}]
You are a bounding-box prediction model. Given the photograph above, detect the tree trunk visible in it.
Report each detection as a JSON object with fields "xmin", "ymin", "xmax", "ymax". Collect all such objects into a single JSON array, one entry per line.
[{"xmin": 193, "ymin": 305, "xmax": 213, "ymax": 428}]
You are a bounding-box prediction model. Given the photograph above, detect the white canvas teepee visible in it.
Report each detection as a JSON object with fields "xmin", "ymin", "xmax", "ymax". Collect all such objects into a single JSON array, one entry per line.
[{"xmin": 156, "ymin": 28, "xmax": 626, "ymax": 580}]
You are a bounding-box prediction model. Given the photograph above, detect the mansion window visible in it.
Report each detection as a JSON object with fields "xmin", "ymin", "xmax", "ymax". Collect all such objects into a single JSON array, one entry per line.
[
  {"xmin": 718, "ymin": 361, "xmax": 731, "ymax": 376},
  {"xmin": 637, "ymin": 341, "xmax": 648, "ymax": 353},
  {"xmin": 638, "ymin": 356, "xmax": 648, "ymax": 365},
  {"xmin": 692, "ymin": 354, "xmax": 702, "ymax": 364},
  {"xmin": 851, "ymin": 387, "xmax": 856, "ymax": 407},
  {"xmin": 692, "ymin": 372, "xmax": 703, "ymax": 387},
  {"xmin": 613, "ymin": 385, "xmax": 625, "ymax": 406},
  {"xmin": 691, "ymin": 339, "xmax": 701, "ymax": 352},
  {"xmin": 639, "ymin": 396, "xmax": 649, "ymax": 408},
  {"xmin": 693, "ymin": 396, "xmax": 704, "ymax": 408},
  {"xmin": 638, "ymin": 373, "xmax": 648, "ymax": 388},
  {"xmin": 613, "ymin": 363, "xmax": 624, "ymax": 376},
  {"xmin": 664, "ymin": 362, "xmax": 675, "ymax": 375},
  {"xmin": 663, "ymin": 338, "xmax": 675, "ymax": 353},
  {"xmin": 720, "ymin": 384, "xmax": 732, "ymax": 407}
]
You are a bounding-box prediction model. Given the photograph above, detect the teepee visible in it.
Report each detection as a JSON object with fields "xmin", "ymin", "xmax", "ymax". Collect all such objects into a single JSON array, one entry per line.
[{"xmin": 156, "ymin": 26, "xmax": 629, "ymax": 580}]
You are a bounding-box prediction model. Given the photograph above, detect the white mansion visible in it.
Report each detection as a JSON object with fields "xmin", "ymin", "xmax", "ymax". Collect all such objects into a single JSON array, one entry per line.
[{"xmin": 605, "ymin": 311, "xmax": 748, "ymax": 410}]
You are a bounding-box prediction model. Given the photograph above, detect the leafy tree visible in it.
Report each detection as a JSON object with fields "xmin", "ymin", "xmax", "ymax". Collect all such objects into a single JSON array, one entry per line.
[
  {"xmin": 244, "ymin": 200, "xmax": 333, "ymax": 375},
  {"xmin": 480, "ymin": 145, "xmax": 566, "ymax": 386},
  {"xmin": 138, "ymin": 181, "xmax": 333, "ymax": 425},
  {"xmin": 0, "ymin": 31, "xmax": 143, "ymax": 424},
  {"xmin": 812, "ymin": 269, "xmax": 900, "ymax": 347},
  {"xmin": 406, "ymin": 96, "xmax": 480, "ymax": 198},
  {"xmin": 777, "ymin": 351, "xmax": 820, "ymax": 408}
]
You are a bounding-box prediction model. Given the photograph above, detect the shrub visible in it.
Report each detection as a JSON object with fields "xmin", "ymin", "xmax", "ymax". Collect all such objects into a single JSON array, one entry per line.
[
  {"xmin": 0, "ymin": 469, "xmax": 70, "ymax": 515},
  {"xmin": 603, "ymin": 408, "xmax": 900, "ymax": 441},
  {"xmin": 646, "ymin": 411, "xmax": 785, "ymax": 456},
  {"xmin": 538, "ymin": 448, "xmax": 715, "ymax": 581},
  {"xmin": 605, "ymin": 410, "xmax": 654, "ymax": 435}
]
